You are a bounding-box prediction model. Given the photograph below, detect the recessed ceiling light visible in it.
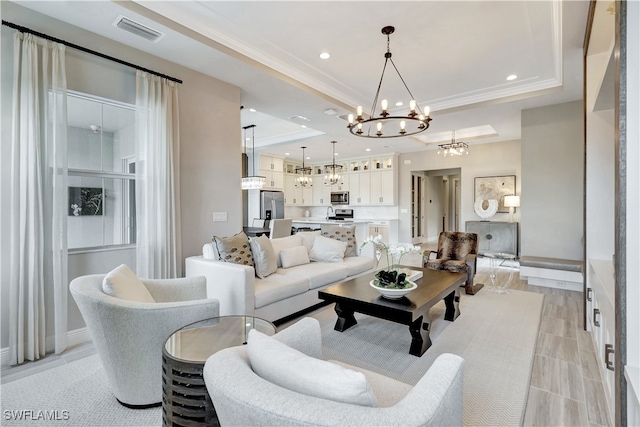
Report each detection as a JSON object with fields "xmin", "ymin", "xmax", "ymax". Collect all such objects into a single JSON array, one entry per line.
[
  {"xmin": 285, "ymin": 152, "xmax": 290, "ymax": 156},
  {"xmin": 306, "ymin": 156, "xmax": 311, "ymax": 160},
  {"xmin": 506, "ymin": 74, "xmax": 518, "ymax": 81},
  {"xmin": 319, "ymin": 52, "xmax": 331, "ymax": 59},
  {"xmin": 301, "ymin": 125, "xmax": 307, "ymax": 128},
  {"xmin": 249, "ymin": 108, "xmax": 256, "ymax": 112},
  {"xmin": 334, "ymin": 153, "xmax": 339, "ymax": 156},
  {"xmin": 245, "ymin": 138, "xmax": 250, "ymax": 141},
  {"xmin": 395, "ymin": 101, "xmax": 403, "ymax": 107},
  {"xmin": 365, "ymin": 148, "xmax": 371, "ymax": 152}
]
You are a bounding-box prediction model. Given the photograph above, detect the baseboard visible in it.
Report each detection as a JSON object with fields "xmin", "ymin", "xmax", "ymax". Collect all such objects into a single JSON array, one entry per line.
[{"xmin": 1, "ymin": 327, "xmax": 91, "ymax": 366}]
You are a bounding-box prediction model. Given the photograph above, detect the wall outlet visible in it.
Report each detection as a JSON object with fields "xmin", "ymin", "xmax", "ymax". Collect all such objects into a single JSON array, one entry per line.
[
  {"xmin": 212, "ymin": 212, "xmax": 227, "ymax": 222},
  {"xmin": 403, "ymin": 159, "xmax": 412, "ymax": 164}
]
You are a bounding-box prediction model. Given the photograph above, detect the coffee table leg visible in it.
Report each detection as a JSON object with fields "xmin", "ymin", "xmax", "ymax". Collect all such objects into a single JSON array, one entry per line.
[
  {"xmin": 334, "ymin": 303, "xmax": 357, "ymax": 332},
  {"xmin": 444, "ymin": 289, "xmax": 461, "ymax": 321},
  {"xmin": 409, "ymin": 315, "xmax": 431, "ymax": 357}
]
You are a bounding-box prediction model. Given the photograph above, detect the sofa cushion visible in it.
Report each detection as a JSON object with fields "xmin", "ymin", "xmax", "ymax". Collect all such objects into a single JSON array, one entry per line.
[
  {"xmin": 254, "ymin": 273, "xmax": 309, "ymax": 309},
  {"xmin": 102, "ymin": 264, "xmax": 155, "ymax": 303},
  {"xmin": 309, "ymin": 235, "xmax": 347, "ymax": 263},
  {"xmin": 341, "ymin": 256, "xmax": 376, "ymax": 277},
  {"xmin": 279, "ymin": 261, "xmax": 348, "ymax": 289},
  {"xmin": 213, "ymin": 232, "xmax": 254, "ymax": 267},
  {"xmin": 270, "ymin": 235, "xmax": 304, "ymax": 268},
  {"xmin": 297, "ymin": 230, "xmax": 321, "ymax": 253},
  {"xmin": 247, "ymin": 329, "xmax": 378, "ymax": 407},
  {"xmin": 280, "ymin": 246, "xmax": 310, "ymax": 269},
  {"xmin": 321, "ymin": 225, "xmax": 357, "ymax": 257},
  {"xmin": 249, "ymin": 235, "xmax": 278, "ymax": 279}
]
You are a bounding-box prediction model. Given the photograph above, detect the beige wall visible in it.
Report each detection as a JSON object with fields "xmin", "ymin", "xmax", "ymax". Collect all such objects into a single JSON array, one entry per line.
[
  {"xmin": 398, "ymin": 140, "xmax": 522, "ymax": 243},
  {"xmin": 521, "ymin": 101, "xmax": 584, "ymax": 260},
  {"xmin": 1, "ymin": 3, "xmax": 242, "ymax": 348}
]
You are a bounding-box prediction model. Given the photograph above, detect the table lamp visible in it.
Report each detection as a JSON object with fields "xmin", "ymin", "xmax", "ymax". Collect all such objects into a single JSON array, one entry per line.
[{"xmin": 503, "ymin": 195, "xmax": 520, "ymax": 223}]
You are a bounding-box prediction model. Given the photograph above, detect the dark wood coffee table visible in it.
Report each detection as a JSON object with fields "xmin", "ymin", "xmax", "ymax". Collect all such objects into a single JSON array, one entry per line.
[{"xmin": 318, "ymin": 266, "xmax": 466, "ymax": 357}]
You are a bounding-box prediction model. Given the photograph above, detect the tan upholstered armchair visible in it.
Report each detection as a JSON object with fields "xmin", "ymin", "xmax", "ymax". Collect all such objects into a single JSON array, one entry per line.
[{"xmin": 424, "ymin": 231, "xmax": 483, "ymax": 295}]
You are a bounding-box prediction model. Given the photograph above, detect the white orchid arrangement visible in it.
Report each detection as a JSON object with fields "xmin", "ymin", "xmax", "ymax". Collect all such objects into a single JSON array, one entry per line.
[{"xmin": 361, "ymin": 235, "xmax": 422, "ymax": 271}]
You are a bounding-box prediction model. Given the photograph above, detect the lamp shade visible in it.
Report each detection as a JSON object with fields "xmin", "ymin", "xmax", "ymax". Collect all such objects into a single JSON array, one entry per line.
[{"xmin": 503, "ymin": 195, "xmax": 520, "ymax": 208}]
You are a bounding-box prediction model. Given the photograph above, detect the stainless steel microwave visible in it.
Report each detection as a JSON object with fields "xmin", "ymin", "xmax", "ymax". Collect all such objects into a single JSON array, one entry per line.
[{"xmin": 330, "ymin": 191, "xmax": 349, "ymax": 205}]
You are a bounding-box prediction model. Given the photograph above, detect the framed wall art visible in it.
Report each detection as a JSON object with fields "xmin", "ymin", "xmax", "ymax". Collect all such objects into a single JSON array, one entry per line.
[
  {"xmin": 68, "ymin": 187, "xmax": 104, "ymax": 216},
  {"xmin": 474, "ymin": 175, "xmax": 516, "ymax": 213}
]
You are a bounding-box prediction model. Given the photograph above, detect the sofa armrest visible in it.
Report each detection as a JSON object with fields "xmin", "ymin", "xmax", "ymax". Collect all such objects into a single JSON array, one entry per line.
[
  {"xmin": 141, "ymin": 276, "xmax": 207, "ymax": 302},
  {"xmin": 185, "ymin": 256, "xmax": 256, "ymax": 316}
]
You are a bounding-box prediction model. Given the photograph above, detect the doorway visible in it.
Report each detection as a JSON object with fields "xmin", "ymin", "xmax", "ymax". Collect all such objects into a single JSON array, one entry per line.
[{"xmin": 416, "ymin": 168, "xmax": 462, "ymax": 243}]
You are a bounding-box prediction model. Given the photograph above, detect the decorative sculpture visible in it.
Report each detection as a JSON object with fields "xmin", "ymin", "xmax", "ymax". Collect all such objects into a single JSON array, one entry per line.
[{"xmin": 474, "ymin": 199, "xmax": 498, "ymax": 221}]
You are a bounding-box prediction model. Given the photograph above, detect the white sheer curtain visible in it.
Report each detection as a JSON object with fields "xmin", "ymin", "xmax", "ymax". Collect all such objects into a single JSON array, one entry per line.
[
  {"xmin": 8, "ymin": 32, "xmax": 68, "ymax": 364},
  {"xmin": 135, "ymin": 71, "xmax": 181, "ymax": 279}
]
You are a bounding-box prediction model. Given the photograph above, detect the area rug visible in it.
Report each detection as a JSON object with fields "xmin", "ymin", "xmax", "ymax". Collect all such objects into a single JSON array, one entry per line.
[
  {"xmin": 0, "ymin": 355, "xmax": 161, "ymax": 426},
  {"xmin": 316, "ymin": 289, "xmax": 544, "ymax": 427}
]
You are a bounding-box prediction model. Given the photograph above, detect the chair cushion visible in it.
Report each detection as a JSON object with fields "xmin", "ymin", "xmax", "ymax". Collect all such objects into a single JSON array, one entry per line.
[
  {"xmin": 249, "ymin": 235, "xmax": 278, "ymax": 278},
  {"xmin": 280, "ymin": 246, "xmax": 310, "ymax": 269},
  {"xmin": 309, "ymin": 235, "xmax": 347, "ymax": 263},
  {"xmin": 426, "ymin": 259, "xmax": 468, "ymax": 273},
  {"xmin": 321, "ymin": 225, "xmax": 357, "ymax": 257},
  {"xmin": 270, "ymin": 235, "xmax": 304, "ymax": 268},
  {"xmin": 101, "ymin": 264, "xmax": 155, "ymax": 303},
  {"xmin": 437, "ymin": 232, "xmax": 477, "ymax": 260},
  {"xmin": 247, "ymin": 329, "xmax": 378, "ymax": 407},
  {"xmin": 213, "ymin": 232, "xmax": 254, "ymax": 267}
]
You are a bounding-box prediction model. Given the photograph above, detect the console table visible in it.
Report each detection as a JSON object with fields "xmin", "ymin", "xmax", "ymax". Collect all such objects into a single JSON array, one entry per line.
[{"xmin": 465, "ymin": 221, "xmax": 518, "ymax": 257}]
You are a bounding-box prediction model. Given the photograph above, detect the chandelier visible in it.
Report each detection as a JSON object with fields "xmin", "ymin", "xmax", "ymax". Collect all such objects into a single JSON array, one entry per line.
[
  {"xmin": 241, "ymin": 124, "xmax": 266, "ymax": 189},
  {"xmin": 324, "ymin": 141, "xmax": 343, "ymax": 185},
  {"xmin": 347, "ymin": 26, "xmax": 432, "ymax": 138},
  {"xmin": 295, "ymin": 146, "xmax": 312, "ymax": 187},
  {"xmin": 438, "ymin": 131, "xmax": 469, "ymax": 156}
]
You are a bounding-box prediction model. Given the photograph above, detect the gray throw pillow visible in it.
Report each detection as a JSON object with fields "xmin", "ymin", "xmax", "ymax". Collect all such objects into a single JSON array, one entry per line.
[
  {"xmin": 213, "ymin": 231, "xmax": 254, "ymax": 267},
  {"xmin": 321, "ymin": 225, "xmax": 357, "ymax": 257},
  {"xmin": 249, "ymin": 234, "xmax": 277, "ymax": 278}
]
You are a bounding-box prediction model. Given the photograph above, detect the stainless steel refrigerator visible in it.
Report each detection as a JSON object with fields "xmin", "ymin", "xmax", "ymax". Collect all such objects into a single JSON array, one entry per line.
[{"xmin": 260, "ymin": 190, "xmax": 285, "ymax": 220}]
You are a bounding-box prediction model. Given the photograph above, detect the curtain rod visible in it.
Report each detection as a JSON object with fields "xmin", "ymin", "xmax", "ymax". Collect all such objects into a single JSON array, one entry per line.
[{"xmin": 2, "ymin": 20, "xmax": 183, "ymax": 84}]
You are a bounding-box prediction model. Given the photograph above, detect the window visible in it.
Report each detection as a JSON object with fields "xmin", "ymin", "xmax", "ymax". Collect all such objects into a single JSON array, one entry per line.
[{"xmin": 67, "ymin": 91, "xmax": 136, "ymax": 250}]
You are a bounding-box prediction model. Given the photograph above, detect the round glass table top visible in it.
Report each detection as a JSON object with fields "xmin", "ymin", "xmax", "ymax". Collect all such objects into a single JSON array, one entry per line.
[
  {"xmin": 484, "ymin": 252, "xmax": 517, "ymax": 260},
  {"xmin": 164, "ymin": 315, "xmax": 275, "ymax": 363}
]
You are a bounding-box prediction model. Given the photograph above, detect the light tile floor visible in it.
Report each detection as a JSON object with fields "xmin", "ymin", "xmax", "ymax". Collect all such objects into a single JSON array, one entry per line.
[{"xmin": 1, "ymin": 248, "xmax": 612, "ymax": 426}]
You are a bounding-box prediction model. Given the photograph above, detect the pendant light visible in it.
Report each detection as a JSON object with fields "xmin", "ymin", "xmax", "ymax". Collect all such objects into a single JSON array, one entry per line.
[
  {"xmin": 241, "ymin": 124, "xmax": 266, "ymax": 189},
  {"xmin": 324, "ymin": 141, "xmax": 343, "ymax": 185},
  {"xmin": 295, "ymin": 146, "xmax": 312, "ymax": 187},
  {"xmin": 437, "ymin": 130, "xmax": 469, "ymax": 156}
]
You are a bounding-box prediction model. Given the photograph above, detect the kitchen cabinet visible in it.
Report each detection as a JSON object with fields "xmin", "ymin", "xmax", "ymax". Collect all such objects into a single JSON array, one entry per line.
[
  {"xmin": 259, "ymin": 155, "xmax": 284, "ymax": 190},
  {"xmin": 370, "ymin": 170, "xmax": 394, "ymax": 205},
  {"xmin": 285, "ymin": 174, "xmax": 312, "ymax": 206},
  {"xmin": 368, "ymin": 223, "xmax": 390, "ymax": 243},
  {"xmin": 465, "ymin": 221, "xmax": 518, "ymax": 256},
  {"xmin": 348, "ymin": 173, "xmax": 370, "ymax": 205},
  {"xmin": 312, "ymin": 176, "xmax": 330, "ymax": 206}
]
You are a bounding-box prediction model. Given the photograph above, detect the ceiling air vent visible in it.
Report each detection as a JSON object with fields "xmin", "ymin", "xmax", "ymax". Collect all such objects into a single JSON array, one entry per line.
[{"xmin": 113, "ymin": 16, "xmax": 164, "ymax": 42}]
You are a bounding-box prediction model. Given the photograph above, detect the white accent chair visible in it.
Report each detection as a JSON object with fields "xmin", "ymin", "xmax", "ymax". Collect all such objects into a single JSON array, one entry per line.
[
  {"xmin": 70, "ymin": 274, "xmax": 219, "ymax": 408},
  {"xmin": 269, "ymin": 218, "xmax": 292, "ymax": 239},
  {"xmin": 203, "ymin": 317, "xmax": 464, "ymax": 426}
]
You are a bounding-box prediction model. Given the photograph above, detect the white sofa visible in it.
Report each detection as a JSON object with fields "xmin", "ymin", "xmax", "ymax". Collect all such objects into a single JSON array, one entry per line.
[
  {"xmin": 185, "ymin": 233, "xmax": 375, "ymax": 322},
  {"xmin": 204, "ymin": 317, "xmax": 464, "ymax": 426}
]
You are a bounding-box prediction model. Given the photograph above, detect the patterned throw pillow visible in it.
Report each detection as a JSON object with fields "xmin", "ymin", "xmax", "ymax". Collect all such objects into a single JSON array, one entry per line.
[
  {"xmin": 213, "ymin": 231, "xmax": 254, "ymax": 267},
  {"xmin": 321, "ymin": 225, "xmax": 357, "ymax": 257}
]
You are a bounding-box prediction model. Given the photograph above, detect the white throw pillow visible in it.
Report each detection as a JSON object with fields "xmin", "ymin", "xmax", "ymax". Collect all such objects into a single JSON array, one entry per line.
[
  {"xmin": 297, "ymin": 230, "xmax": 321, "ymax": 253},
  {"xmin": 202, "ymin": 243, "xmax": 216, "ymax": 260},
  {"xmin": 309, "ymin": 235, "xmax": 347, "ymax": 263},
  {"xmin": 249, "ymin": 235, "xmax": 278, "ymax": 278},
  {"xmin": 270, "ymin": 235, "xmax": 304, "ymax": 268},
  {"xmin": 102, "ymin": 264, "xmax": 155, "ymax": 303},
  {"xmin": 279, "ymin": 246, "xmax": 310, "ymax": 269},
  {"xmin": 247, "ymin": 329, "xmax": 378, "ymax": 407}
]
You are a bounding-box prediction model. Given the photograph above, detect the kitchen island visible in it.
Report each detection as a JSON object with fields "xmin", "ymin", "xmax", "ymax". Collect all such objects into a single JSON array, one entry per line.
[{"xmin": 289, "ymin": 218, "xmax": 373, "ymax": 258}]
